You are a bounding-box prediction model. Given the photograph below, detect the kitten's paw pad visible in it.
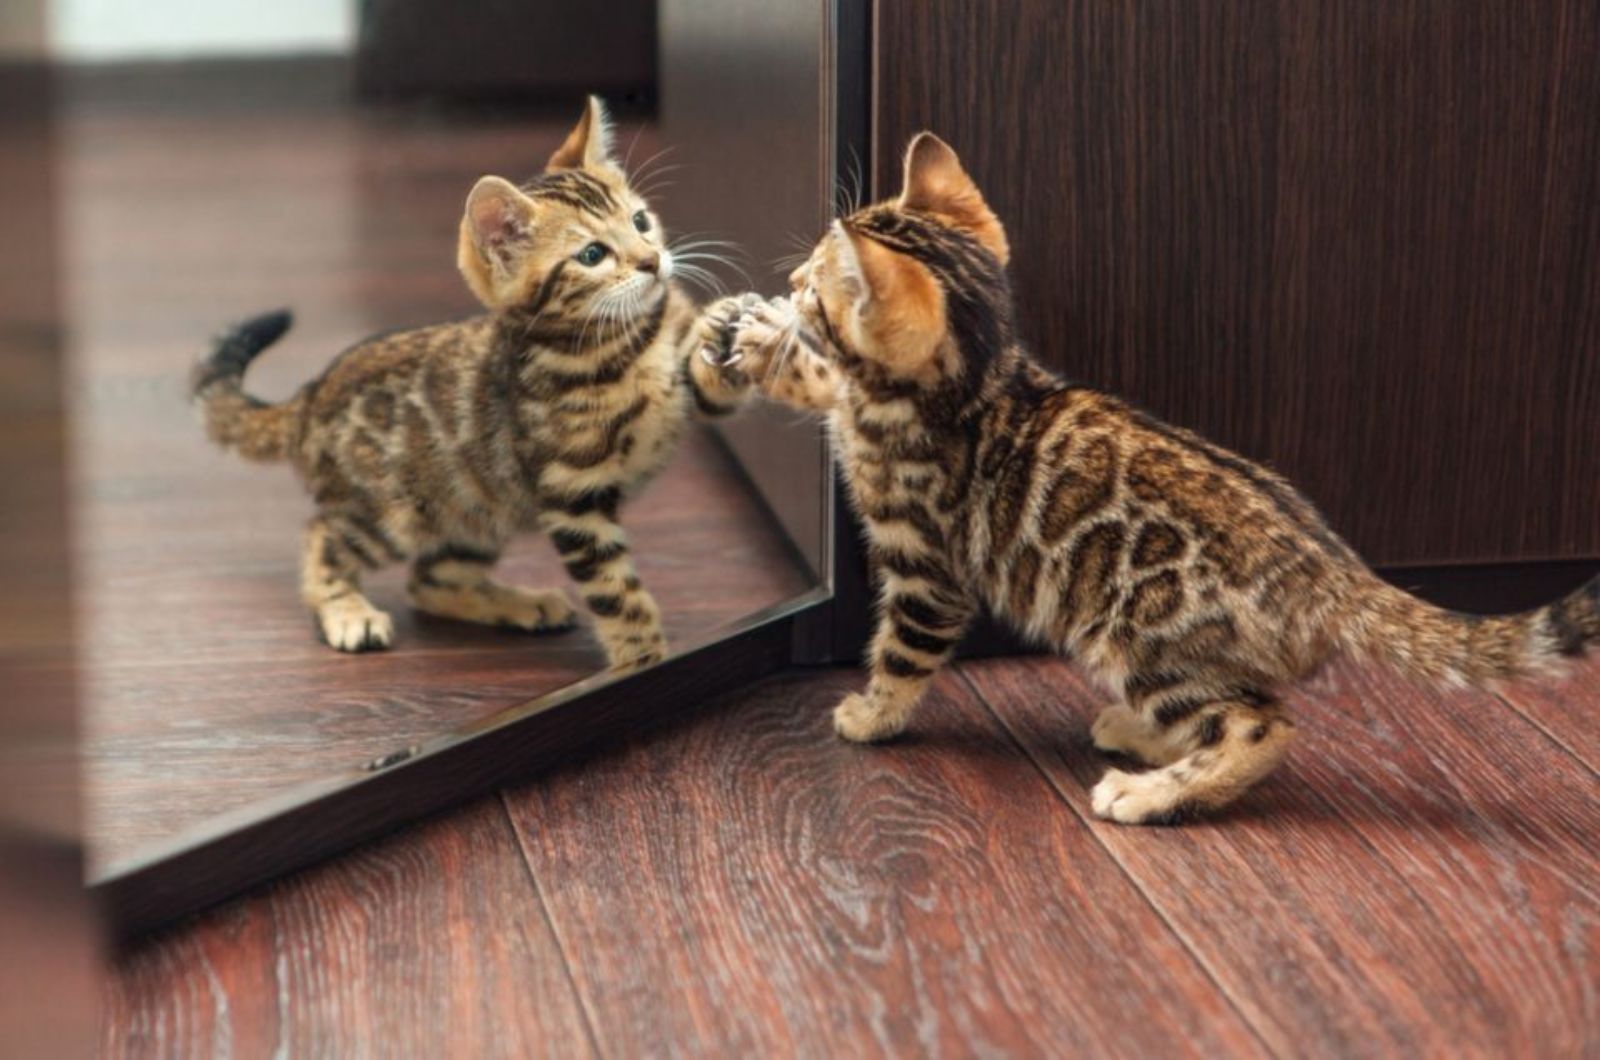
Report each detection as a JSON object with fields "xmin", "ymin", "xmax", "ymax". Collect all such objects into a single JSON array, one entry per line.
[
  {"xmin": 318, "ymin": 597, "xmax": 394, "ymax": 653},
  {"xmin": 1090, "ymin": 769, "xmax": 1188, "ymax": 825},
  {"xmin": 832, "ymin": 693, "xmax": 904, "ymax": 743}
]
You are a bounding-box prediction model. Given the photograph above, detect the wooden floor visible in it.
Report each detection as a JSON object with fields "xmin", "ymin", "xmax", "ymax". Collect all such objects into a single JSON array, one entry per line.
[
  {"xmin": 63, "ymin": 72, "xmax": 810, "ymax": 873},
  {"xmin": 106, "ymin": 652, "xmax": 1600, "ymax": 1057}
]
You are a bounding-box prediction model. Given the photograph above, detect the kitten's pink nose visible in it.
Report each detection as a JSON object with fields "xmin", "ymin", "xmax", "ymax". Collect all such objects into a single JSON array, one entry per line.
[{"xmin": 638, "ymin": 252, "xmax": 661, "ymax": 274}]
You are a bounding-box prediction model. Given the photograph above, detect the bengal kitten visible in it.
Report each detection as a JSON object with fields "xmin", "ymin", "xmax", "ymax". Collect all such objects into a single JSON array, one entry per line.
[
  {"xmin": 193, "ymin": 97, "xmax": 759, "ymax": 666},
  {"xmin": 711, "ymin": 132, "xmax": 1600, "ymax": 824}
]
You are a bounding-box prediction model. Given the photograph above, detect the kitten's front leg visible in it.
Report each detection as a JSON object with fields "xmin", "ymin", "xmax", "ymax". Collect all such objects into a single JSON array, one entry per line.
[
  {"xmin": 835, "ymin": 569, "xmax": 976, "ymax": 742},
  {"xmin": 540, "ymin": 500, "xmax": 667, "ymax": 670}
]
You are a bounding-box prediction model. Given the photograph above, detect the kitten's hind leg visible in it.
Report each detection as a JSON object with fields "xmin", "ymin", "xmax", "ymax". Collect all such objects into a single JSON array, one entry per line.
[
  {"xmin": 407, "ymin": 545, "xmax": 575, "ymax": 633},
  {"xmin": 302, "ymin": 514, "xmax": 396, "ymax": 653},
  {"xmin": 1091, "ymin": 695, "xmax": 1295, "ymax": 825},
  {"xmin": 1090, "ymin": 704, "xmax": 1184, "ymax": 766}
]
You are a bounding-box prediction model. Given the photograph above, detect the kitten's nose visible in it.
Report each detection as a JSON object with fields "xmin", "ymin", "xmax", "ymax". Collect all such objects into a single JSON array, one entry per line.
[
  {"xmin": 788, "ymin": 264, "xmax": 805, "ymax": 290},
  {"xmin": 638, "ymin": 252, "xmax": 661, "ymax": 274}
]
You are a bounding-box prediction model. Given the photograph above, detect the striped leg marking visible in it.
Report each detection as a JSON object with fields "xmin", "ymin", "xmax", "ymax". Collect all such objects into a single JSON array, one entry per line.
[
  {"xmin": 544, "ymin": 507, "xmax": 667, "ymax": 669},
  {"xmin": 834, "ymin": 573, "xmax": 974, "ymax": 742},
  {"xmin": 302, "ymin": 514, "xmax": 395, "ymax": 653}
]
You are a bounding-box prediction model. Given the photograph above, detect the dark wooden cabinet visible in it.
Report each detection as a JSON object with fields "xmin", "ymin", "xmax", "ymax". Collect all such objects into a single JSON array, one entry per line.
[{"xmin": 874, "ymin": 0, "xmax": 1600, "ymax": 580}]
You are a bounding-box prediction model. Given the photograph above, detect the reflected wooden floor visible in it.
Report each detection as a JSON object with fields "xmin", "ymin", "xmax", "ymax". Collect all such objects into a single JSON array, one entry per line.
[
  {"xmin": 68, "ymin": 73, "xmax": 812, "ymax": 872},
  {"xmin": 106, "ymin": 654, "xmax": 1600, "ymax": 1056}
]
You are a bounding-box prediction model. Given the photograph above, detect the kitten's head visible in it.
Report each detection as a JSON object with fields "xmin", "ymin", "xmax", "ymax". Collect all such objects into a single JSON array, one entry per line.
[
  {"xmin": 788, "ymin": 133, "xmax": 1011, "ymax": 387},
  {"xmin": 458, "ymin": 96, "xmax": 670, "ymax": 327}
]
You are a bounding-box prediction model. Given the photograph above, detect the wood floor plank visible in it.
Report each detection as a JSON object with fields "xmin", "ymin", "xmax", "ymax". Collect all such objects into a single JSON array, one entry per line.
[
  {"xmin": 104, "ymin": 798, "xmax": 596, "ymax": 1059},
  {"xmin": 960, "ymin": 655, "xmax": 1600, "ymax": 1058},
  {"xmin": 502, "ymin": 669, "xmax": 1264, "ymax": 1058},
  {"xmin": 1494, "ymin": 654, "xmax": 1600, "ymax": 774}
]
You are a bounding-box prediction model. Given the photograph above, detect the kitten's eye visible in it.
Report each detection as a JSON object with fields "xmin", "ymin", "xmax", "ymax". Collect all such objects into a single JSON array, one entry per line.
[
  {"xmin": 632, "ymin": 210, "xmax": 651, "ymax": 234},
  {"xmin": 576, "ymin": 242, "xmax": 609, "ymax": 266}
]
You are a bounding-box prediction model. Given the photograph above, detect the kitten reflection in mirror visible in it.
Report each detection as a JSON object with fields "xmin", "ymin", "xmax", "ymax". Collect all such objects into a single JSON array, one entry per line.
[
  {"xmin": 712, "ymin": 132, "xmax": 1600, "ymax": 824},
  {"xmin": 192, "ymin": 96, "xmax": 760, "ymax": 667}
]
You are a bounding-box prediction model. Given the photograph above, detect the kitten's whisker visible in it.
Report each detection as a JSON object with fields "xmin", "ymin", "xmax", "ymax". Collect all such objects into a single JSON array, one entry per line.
[
  {"xmin": 672, "ymin": 252, "xmax": 750, "ymax": 287},
  {"xmin": 628, "ymin": 145, "xmax": 678, "ymax": 185},
  {"xmin": 621, "ymin": 124, "xmax": 647, "ymax": 175},
  {"xmin": 672, "ymin": 262, "xmax": 728, "ymax": 297}
]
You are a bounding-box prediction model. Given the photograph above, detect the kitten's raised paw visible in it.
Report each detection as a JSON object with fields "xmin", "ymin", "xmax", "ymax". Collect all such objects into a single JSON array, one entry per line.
[
  {"xmin": 832, "ymin": 692, "xmax": 904, "ymax": 743},
  {"xmin": 1090, "ymin": 768, "xmax": 1194, "ymax": 825},
  {"xmin": 317, "ymin": 596, "xmax": 394, "ymax": 653},
  {"xmin": 695, "ymin": 293, "xmax": 765, "ymax": 368}
]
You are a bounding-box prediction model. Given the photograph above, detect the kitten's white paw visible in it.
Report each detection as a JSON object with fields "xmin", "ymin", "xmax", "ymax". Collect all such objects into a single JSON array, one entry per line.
[
  {"xmin": 832, "ymin": 692, "xmax": 904, "ymax": 743},
  {"xmin": 318, "ymin": 596, "xmax": 394, "ymax": 653},
  {"xmin": 1090, "ymin": 768, "xmax": 1185, "ymax": 825}
]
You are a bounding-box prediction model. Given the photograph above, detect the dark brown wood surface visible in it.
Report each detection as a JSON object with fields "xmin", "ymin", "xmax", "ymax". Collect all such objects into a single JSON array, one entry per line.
[
  {"xmin": 64, "ymin": 71, "xmax": 813, "ymax": 874},
  {"xmin": 962, "ymin": 656, "xmax": 1600, "ymax": 1057},
  {"xmin": 503, "ymin": 669, "xmax": 1262, "ymax": 1057},
  {"xmin": 874, "ymin": 0, "xmax": 1600, "ymax": 568},
  {"xmin": 106, "ymin": 799, "xmax": 595, "ymax": 1058},
  {"xmin": 106, "ymin": 651, "xmax": 1600, "ymax": 1055}
]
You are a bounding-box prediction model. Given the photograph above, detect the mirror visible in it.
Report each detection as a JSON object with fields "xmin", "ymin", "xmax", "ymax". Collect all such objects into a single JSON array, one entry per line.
[{"xmin": 63, "ymin": 2, "xmax": 834, "ymax": 887}]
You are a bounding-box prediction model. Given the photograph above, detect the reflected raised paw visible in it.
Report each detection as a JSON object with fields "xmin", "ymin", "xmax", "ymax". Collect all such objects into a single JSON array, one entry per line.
[{"xmin": 695, "ymin": 292, "xmax": 765, "ymax": 369}]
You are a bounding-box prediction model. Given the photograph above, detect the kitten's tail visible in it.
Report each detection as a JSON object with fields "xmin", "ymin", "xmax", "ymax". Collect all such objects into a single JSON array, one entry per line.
[
  {"xmin": 1340, "ymin": 571, "xmax": 1600, "ymax": 688},
  {"xmin": 191, "ymin": 309, "xmax": 302, "ymax": 462}
]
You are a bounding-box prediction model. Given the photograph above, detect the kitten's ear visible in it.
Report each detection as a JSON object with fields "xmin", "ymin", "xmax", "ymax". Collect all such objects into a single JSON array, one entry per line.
[
  {"xmin": 459, "ymin": 176, "xmax": 538, "ymax": 307},
  {"xmin": 833, "ymin": 223, "xmax": 947, "ymax": 378},
  {"xmin": 827, "ymin": 222, "xmax": 871, "ymax": 307},
  {"xmin": 464, "ymin": 176, "xmax": 536, "ymax": 260},
  {"xmin": 546, "ymin": 95, "xmax": 617, "ymax": 172},
  {"xmin": 898, "ymin": 132, "xmax": 1009, "ymax": 264}
]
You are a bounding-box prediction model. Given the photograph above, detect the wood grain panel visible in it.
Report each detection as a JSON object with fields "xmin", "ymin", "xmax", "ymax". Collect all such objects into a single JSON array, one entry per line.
[
  {"xmin": 503, "ymin": 669, "xmax": 1263, "ymax": 1057},
  {"xmin": 961, "ymin": 655, "xmax": 1600, "ymax": 1057},
  {"xmin": 875, "ymin": 0, "xmax": 1600, "ymax": 567},
  {"xmin": 104, "ymin": 798, "xmax": 595, "ymax": 1058}
]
